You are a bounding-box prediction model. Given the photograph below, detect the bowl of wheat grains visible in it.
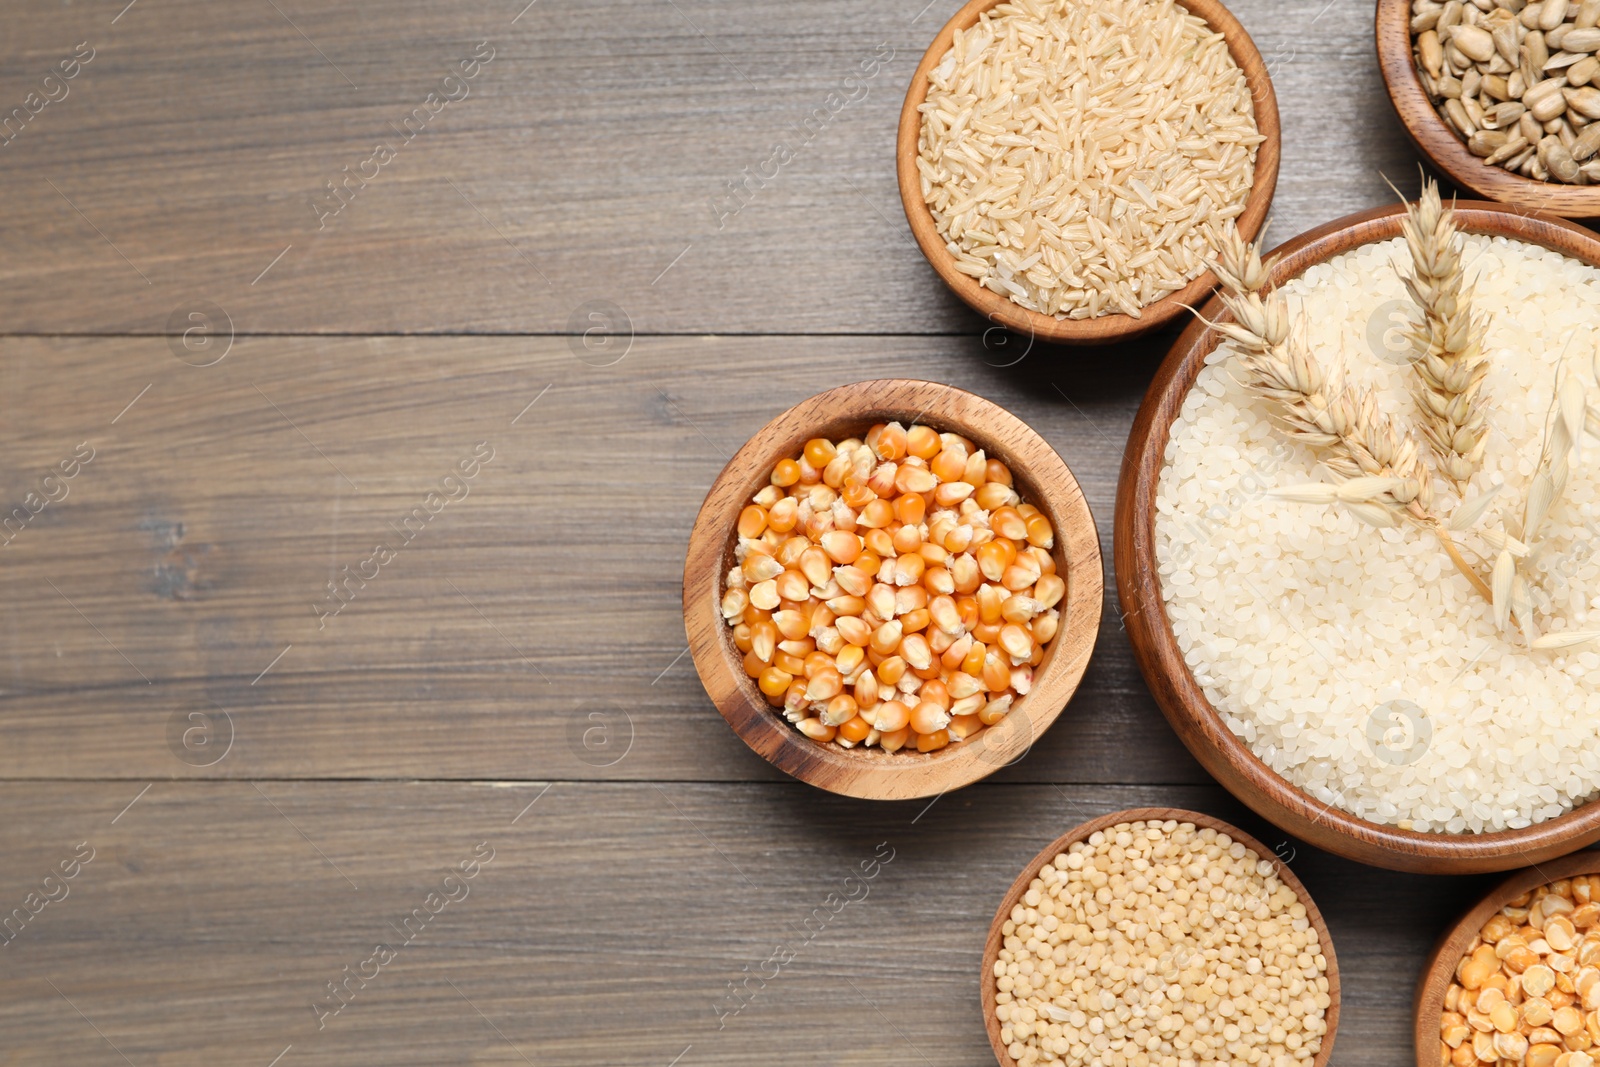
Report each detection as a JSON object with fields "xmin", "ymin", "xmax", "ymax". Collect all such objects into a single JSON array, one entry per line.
[
  {"xmin": 897, "ymin": 0, "xmax": 1280, "ymax": 345},
  {"xmin": 1116, "ymin": 193, "xmax": 1600, "ymax": 873}
]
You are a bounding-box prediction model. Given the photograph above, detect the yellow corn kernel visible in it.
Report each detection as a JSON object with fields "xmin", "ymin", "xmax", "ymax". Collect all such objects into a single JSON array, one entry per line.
[
  {"xmin": 975, "ymin": 481, "xmax": 1017, "ymax": 511},
  {"xmin": 758, "ymin": 667, "xmax": 794, "ymax": 698},
  {"xmin": 894, "ymin": 492, "xmax": 926, "ymax": 525},
  {"xmin": 900, "ymin": 633, "xmax": 933, "ymax": 671},
  {"xmin": 893, "ymin": 554, "xmax": 926, "ymax": 587},
  {"xmin": 991, "ymin": 507, "xmax": 1028, "ymax": 541},
  {"xmin": 906, "ymin": 425, "xmax": 941, "ymax": 459},
  {"xmin": 822, "ymin": 693, "xmax": 858, "ymax": 727},
  {"xmin": 930, "ymin": 595, "xmax": 963, "ymax": 635},
  {"xmin": 874, "ymin": 422, "xmax": 907, "ymax": 461},
  {"xmin": 930, "ymin": 448, "xmax": 967, "ymax": 482},
  {"xmin": 750, "ymin": 620, "xmax": 777, "ymax": 663},
  {"xmin": 899, "ymin": 607, "xmax": 931, "ymax": 634},
  {"xmin": 934, "ymin": 481, "xmax": 975, "ymax": 506},
  {"xmin": 749, "ymin": 580, "xmax": 780, "ymax": 610},
  {"xmin": 992, "ymin": 627, "xmax": 1030, "ymax": 659},
  {"xmin": 858, "ymin": 498, "xmax": 894, "ymax": 529},
  {"xmin": 962, "ymin": 451, "xmax": 988, "ymax": 487},
  {"xmin": 877, "ymin": 656, "xmax": 908, "ymax": 687},
  {"xmin": 803, "ymin": 437, "xmax": 837, "ymax": 469},
  {"xmin": 771, "ymin": 459, "xmax": 801, "ymax": 487},
  {"xmin": 1031, "ymin": 610, "xmax": 1059, "ymax": 645},
  {"xmin": 797, "ymin": 717, "xmax": 836, "ymax": 743},
  {"xmin": 948, "ymin": 713, "xmax": 983, "ymax": 740},
  {"xmin": 722, "ymin": 587, "xmax": 750, "ymax": 623},
  {"xmin": 1034, "ymin": 573, "xmax": 1066, "ymax": 610},
  {"xmin": 767, "ymin": 496, "xmax": 799, "ymax": 532},
  {"xmin": 979, "ymin": 693, "xmax": 1014, "ymax": 725},
  {"xmin": 1025, "ymin": 513, "xmax": 1054, "ymax": 548},
  {"xmin": 923, "ymin": 566, "xmax": 955, "ymax": 597},
  {"xmin": 836, "ymin": 616, "xmax": 872, "ymax": 647},
  {"xmin": 738, "ymin": 505, "xmax": 769, "ymax": 539},
  {"xmin": 910, "ymin": 701, "xmax": 951, "ymax": 734},
  {"xmin": 774, "ymin": 650, "xmax": 807, "ymax": 676},
  {"xmin": 818, "ymin": 531, "xmax": 861, "ymax": 565},
  {"xmin": 977, "ymin": 540, "xmax": 1015, "ymax": 582},
  {"xmin": 962, "ymin": 639, "xmax": 987, "ymax": 677},
  {"xmin": 743, "ymin": 650, "xmax": 766, "ymax": 678},
  {"xmin": 774, "ymin": 569, "xmax": 809, "ymax": 603},
  {"xmin": 871, "ymin": 699, "xmax": 910, "ymax": 732},
  {"xmin": 940, "ymin": 633, "xmax": 973, "ymax": 672},
  {"xmin": 854, "ymin": 669, "xmax": 879, "ymax": 708},
  {"xmin": 895, "ymin": 465, "xmax": 935, "ymax": 495},
  {"xmin": 879, "ymin": 726, "xmax": 911, "ymax": 753},
  {"xmin": 870, "ymin": 620, "xmax": 904, "ymax": 656},
  {"xmin": 1003, "ymin": 595, "xmax": 1045, "ymax": 624},
  {"xmin": 836, "ymin": 715, "xmax": 871, "ymax": 744},
  {"xmin": 982, "ymin": 651, "xmax": 1011, "ymax": 692},
  {"xmin": 916, "ymin": 729, "xmax": 950, "ymax": 753}
]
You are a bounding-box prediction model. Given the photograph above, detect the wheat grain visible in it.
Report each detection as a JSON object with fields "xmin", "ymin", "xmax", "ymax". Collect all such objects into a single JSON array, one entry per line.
[{"xmin": 1399, "ymin": 180, "xmax": 1491, "ymax": 489}]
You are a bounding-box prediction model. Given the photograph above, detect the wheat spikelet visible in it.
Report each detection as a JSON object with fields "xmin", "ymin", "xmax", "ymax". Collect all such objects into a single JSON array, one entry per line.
[
  {"xmin": 1400, "ymin": 180, "xmax": 1490, "ymax": 489},
  {"xmin": 1209, "ymin": 229, "xmax": 1433, "ymax": 516},
  {"xmin": 1204, "ymin": 227, "xmax": 1500, "ymax": 602}
]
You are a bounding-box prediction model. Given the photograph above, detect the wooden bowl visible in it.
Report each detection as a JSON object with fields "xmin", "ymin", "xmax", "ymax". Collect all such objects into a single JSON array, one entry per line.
[
  {"xmin": 1414, "ymin": 851, "xmax": 1600, "ymax": 1067},
  {"xmin": 683, "ymin": 379, "xmax": 1102, "ymax": 800},
  {"xmin": 1376, "ymin": 0, "xmax": 1600, "ymax": 219},
  {"xmin": 980, "ymin": 807, "xmax": 1341, "ymax": 1067},
  {"xmin": 895, "ymin": 0, "xmax": 1281, "ymax": 346},
  {"xmin": 1115, "ymin": 201, "xmax": 1600, "ymax": 873}
]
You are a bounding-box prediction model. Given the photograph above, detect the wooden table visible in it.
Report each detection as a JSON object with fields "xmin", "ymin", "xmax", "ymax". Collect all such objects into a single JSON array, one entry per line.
[{"xmin": 0, "ymin": 1, "xmax": 1519, "ymax": 1063}]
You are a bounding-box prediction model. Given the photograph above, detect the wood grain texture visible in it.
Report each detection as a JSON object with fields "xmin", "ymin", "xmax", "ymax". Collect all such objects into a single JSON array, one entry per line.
[
  {"xmin": 894, "ymin": 0, "xmax": 1282, "ymax": 344},
  {"xmin": 0, "ymin": 335, "xmax": 1183, "ymax": 785},
  {"xmin": 1114, "ymin": 202, "xmax": 1600, "ymax": 875},
  {"xmin": 683, "ymin": 379, "xmax": 1102, "ymax": 799},
  {"xmin": 1412, "ymin": 851, "xmax": 1600, "ymax": 1067},
  {"xmin": 980, "ymin": 807, "xmax": 1341, "ymax": 1067},
  {"xmin": 0, "ymin": 0, "xmax": 1417, "ymax": 334},
  {"xmin": 1375, "ymin": 0, "xmax": 1600, "ymax": 220},
  {"xmin": 0, "ymin": 780, "xmax": 1483, "ymax": 1067},
  {"xmin": 0, "ymin": 0, "xmax": 1544, "ymax": 1061}
]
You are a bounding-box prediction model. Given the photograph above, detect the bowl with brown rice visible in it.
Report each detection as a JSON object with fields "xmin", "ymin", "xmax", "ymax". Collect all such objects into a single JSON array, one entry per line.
[{"xmin": 897, "ymin": 0, "xmax": 1281, "ymax": 345}]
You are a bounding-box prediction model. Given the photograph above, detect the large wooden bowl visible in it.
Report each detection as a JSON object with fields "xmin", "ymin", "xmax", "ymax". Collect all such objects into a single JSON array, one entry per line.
[
  {"xmin": 980, "ymin": 807, "xmax": 1341, "ymax": 1067},
  {"xmin": 896, "ymin": 0, "xmax": 1281, "ymax": 345},
  {"xmin": 1115, "ymin": 202, "xmax": 1600, "ymax": 873},
  {"xmin": 1413, "ymin": 851, "xmax": 1600, "ymax": 1067},
  {"xmin": 684, "ymin": 379, "xmax": 1102, "ymax": 800},
  {"xmin": 1376, "ymin": 0, "xmax": 1600, "ymax": 219}
]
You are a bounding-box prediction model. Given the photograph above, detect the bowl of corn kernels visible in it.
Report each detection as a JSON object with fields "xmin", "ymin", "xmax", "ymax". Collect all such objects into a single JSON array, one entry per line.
[
  {"xmin": 683, "ymin": 379, "xmax": 1102, "ymax": 800},
  {"xmin": 1418, "ymin": 852, "xmax": 1600, "ymax": 1067}
]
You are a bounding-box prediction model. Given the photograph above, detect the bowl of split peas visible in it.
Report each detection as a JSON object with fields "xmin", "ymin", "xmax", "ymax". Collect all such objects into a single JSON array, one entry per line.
[{"xmin": 683, "ymin": 379, "xmax": 1102, "ymax": 800}]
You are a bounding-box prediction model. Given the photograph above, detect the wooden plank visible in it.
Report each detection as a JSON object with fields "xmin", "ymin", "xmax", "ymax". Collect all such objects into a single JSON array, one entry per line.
[
  {"xmin": 0, "ymin": 0, "xmax": 1423, "ymax": 334},
  {"xmin": 0, "ymin": 333, "xmax": 1205, "ymax": 783},
  {"xmin": 0, "ymin": 780, "xmax": 1492, "ymax": 1065}
]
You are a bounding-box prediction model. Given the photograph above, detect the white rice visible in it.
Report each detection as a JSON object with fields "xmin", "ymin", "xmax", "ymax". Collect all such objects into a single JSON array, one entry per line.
[{"xmin": 1153, "ymin": 233, "xmax": 1600, "ymax": 833}]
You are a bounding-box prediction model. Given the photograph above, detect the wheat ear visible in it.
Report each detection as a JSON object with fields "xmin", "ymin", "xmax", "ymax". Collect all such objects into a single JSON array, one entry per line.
[
  {"xmin": 1205, "ymin": 227, "xmax": 1494, "ymax": 602},
  {"xmin": 1399, "ymin": 179, "xmax": 1490, "ymax": 490}
]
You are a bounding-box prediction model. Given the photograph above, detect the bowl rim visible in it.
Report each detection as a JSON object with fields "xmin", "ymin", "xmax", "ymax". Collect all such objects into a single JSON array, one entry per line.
[
  {"xmin": 1114, "ymin": 200, "xmax": 1600, "ymax": 873},
  {"xmin": 682, "ymin": 378, "xmax": 1103, "ymax": 800},
  {"xmin": 980, "ymin": 806, "xmax": 1341, "ymax": 1067},
  {"xmin": 895, "ymin": 0, "xmax": 1282, "ymax": 345},
  {"xmin": 1413, "ymin": 850, "xmax": 1600, "ymax": 1067},
  {"xmin": 1375, "ymin": 0, "xmax": 1600, "ymax": 219}
]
